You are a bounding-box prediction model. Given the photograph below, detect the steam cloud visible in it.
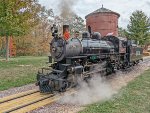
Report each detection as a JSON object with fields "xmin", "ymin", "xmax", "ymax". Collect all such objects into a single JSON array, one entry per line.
[
  {"xmin": 60, "ymin": 76, "xmax": 115, "ymax": 105},
  {"xmin": 60, "ymin": 63, "xmax": 116, "ymax": 105},
  {"xmin": 58, "ymin": 0, "xmax": 79, "ymax": 18}
]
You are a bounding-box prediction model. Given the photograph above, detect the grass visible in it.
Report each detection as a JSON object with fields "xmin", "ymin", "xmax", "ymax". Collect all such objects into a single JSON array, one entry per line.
[
  {"xmin": 79, "ymin": 69, "xmax": 150, "ymax": 113},
  {"xmin": 0, "ymin": 56, "xmax": 48, "ymax": 91}
]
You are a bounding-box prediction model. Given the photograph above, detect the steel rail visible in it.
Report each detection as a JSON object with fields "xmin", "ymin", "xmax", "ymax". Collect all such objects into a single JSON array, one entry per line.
[
  {"xmin": 0, "ymin": 90, "xmax": 39, "ymax": 104},
  {"xmin": 3, "ymin": 94, "xmax": 54, "ymax": 113},
  {"xmin": 0, "ymin": 89, "xmax": 76, "ymax": 113}
]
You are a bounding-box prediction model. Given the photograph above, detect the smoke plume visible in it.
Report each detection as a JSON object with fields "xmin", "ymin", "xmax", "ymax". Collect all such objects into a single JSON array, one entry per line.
[{"xmin": 58, "ymin": 0, "xmax": 79, "ymax": 18}]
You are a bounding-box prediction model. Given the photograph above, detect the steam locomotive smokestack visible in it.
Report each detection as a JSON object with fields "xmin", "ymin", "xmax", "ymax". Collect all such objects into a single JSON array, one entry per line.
[
  {"xmin": 63, "ymin": 25, "xmax": 70, "ymax": 40},
  {"xmin": 63, "ymin": 25, "xmax": 69, "ymax": 34}
]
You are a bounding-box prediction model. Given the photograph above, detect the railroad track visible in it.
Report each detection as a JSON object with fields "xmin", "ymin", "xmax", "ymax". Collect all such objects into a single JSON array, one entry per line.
[{"xmin": 0, "ymin": 89, "xmax": 75, "ymax": 113}]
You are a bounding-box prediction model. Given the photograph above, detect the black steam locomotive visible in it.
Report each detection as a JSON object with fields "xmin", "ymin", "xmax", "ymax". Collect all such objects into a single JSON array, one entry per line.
[{"xmin": 37, "ymin": 25, "xmax": 143, "ymax": 93}]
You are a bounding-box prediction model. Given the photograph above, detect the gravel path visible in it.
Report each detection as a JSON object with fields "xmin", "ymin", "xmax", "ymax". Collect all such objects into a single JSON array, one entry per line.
[
  {"xmin": 30, "ymin": 103, "xmax": 83, "ymax": 113},
  {"xmin": 0, "ymin": 84, "xmax": 38, "ymax": 98},
  {"xmin": 110, "ymin": 61, "xmax": 150, "ymax": 90}
]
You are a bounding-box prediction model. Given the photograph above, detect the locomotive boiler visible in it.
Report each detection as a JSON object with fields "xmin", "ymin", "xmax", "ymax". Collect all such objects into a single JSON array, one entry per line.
[
  {"xmin": 51, "ymin": 31, "xmax": 114, "ymax": 62},
  {"xmin": 37, "ymin": 25, "xmax": 143, "ymax": 93}
]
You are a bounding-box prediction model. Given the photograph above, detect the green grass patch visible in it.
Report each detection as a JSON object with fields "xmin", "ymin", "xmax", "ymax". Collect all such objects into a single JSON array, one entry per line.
[
  {"xmin": 0, "ymin": 56, "xmax": 47, "ymax": 68},
  {"xmin": 0, "ymin": 56, "xmax": 48, "ymax": 91},
  {"xmin": 80, "ymin": 69, "xmax": 150, "ymax": 113}
]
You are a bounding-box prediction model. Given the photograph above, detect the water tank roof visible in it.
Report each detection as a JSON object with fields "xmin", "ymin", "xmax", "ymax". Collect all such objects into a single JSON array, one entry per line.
[{"xmin": 85, "ymin": 6, "xmax": 120, "ymax": 19}]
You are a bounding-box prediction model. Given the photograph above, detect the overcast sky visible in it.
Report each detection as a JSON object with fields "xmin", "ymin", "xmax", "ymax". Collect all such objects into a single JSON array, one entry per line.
[{"xmin": 39, "ymin": 0, "xmax": 150, "ymax": 28}]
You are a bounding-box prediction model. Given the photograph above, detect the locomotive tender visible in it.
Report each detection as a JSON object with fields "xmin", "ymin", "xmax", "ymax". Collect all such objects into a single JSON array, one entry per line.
[{"xmin": 37, "ymin": 25, "xmax": 143, "ymax": 93}]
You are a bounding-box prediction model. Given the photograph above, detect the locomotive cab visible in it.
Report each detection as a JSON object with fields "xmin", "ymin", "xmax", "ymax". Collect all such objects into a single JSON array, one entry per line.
[{"xmin": 127, "ymin": 40, "xmax": 143, "ymax": 65}]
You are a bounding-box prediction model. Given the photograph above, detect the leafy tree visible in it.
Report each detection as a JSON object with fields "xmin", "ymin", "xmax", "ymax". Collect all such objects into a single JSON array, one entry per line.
[
  {"xmin": 118, "ymin": 27, "xmax": 128, "ymax": 37},
  {"xmin": 16, "ymin": 7, "xmax": 54, "ymax": 56},
  {"xmin": 53, "ymin": 14, "xmax": 85, "ymax": 36},
  {"xmin": 67, "ymin": 14, "xmax": 85, "ymax": 35},
  {"xmin": 127, "ymin": 10, "xmax": 150, "ymax": 45},
  {"xmin": 0, "ymin": 0, "xmax": 43, "ymax": 60}
]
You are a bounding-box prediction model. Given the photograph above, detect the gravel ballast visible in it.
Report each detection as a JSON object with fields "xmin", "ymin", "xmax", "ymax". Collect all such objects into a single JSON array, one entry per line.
[{"xmin": 0, "ymin": 84, "xmax": 38, "ymax": 98}]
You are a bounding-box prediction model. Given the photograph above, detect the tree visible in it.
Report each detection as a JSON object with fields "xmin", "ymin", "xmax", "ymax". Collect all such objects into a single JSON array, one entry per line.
[
  {"xmin": 69, "ymin": 14, "xmax": 85, "ymax": 35},
  {"xmin": 118, "ymin": 27, "xmax": 128, "ymax": 37},
  {"xmin": 53, "ymin": 14, "xmax": 85, "ymax": 36},
  {"xmin": 127, "ymin": 10, "xmax": 150, "ymax": 45},
  {"xmin": 0, "ymin": 0, "xmax": 42, "ymax": 60},
  {"xmin": 15, "ymin": 7, "xmax": 54, "ymax": 56}
]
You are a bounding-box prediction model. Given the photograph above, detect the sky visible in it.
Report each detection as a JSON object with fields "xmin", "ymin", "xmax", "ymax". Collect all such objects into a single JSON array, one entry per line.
[{"xmin": 39, "ymin": 0, "xmax": 150, "ymax": 28}]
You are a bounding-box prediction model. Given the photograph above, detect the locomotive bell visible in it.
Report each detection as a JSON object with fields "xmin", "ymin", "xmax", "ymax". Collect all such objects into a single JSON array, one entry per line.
[{"xmin": 82, "ymin": 31, "xmax": 90, "ymax": 39}]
